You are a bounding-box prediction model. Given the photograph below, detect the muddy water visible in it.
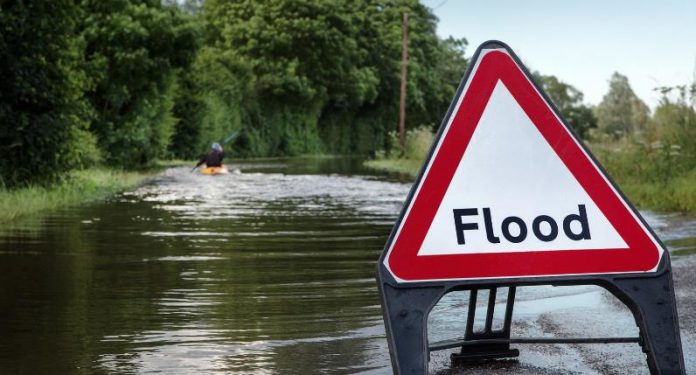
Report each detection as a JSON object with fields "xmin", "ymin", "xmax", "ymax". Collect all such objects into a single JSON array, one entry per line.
[{"xmin": 0, "ymin": 158, "xmax": 694, "ymax": 374}]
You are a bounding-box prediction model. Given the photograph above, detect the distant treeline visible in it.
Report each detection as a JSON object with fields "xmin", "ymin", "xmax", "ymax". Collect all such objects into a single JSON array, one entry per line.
[
  {"xmin": 1, "ymin": 0, "xmax": 693, "ymax": 189},
  {"xmin": 0, "ymin": 0, "xmax": 468, "ymax": 186}
]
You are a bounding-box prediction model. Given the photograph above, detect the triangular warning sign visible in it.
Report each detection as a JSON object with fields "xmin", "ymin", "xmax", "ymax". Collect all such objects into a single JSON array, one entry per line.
[{"xmin": 383, "ymin": 43, "xmax": 664, "ymax": 283}]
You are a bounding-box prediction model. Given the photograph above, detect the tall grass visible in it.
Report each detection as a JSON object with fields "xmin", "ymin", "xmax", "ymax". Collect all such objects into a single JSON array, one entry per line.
[
  {"xmin": 365, "ymin": 126, "xmax": 434, "ymax": 175},
  {"xmin": 617, "ymin": 172, "xmax": 696, "ymax": 213},
  {"xmin": 0, "ymin": 168, "xmax": 153, "ymax": 222},
  {"xmin": 591, "ymin": 135, "xmax": 696, "ymax": 214}
]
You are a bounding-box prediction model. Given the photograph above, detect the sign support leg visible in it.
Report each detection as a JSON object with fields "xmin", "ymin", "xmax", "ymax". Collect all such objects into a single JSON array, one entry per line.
[
  {"xmin": 451, "ymin": 286, "xmax": 519, "ymax": 363},
  {"xmin": 606, "ymin": 266, "xmax": 685, "ymax": 374},
  {"xmin": 380, "ymin": 284, "xmax": 444, "ymax": 375}
]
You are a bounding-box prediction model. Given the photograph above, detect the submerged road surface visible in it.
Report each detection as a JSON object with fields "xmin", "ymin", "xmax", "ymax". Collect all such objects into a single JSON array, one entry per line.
[{"xmin": 0, "ymin": 158, "xmax": 694, "ymax": 374}]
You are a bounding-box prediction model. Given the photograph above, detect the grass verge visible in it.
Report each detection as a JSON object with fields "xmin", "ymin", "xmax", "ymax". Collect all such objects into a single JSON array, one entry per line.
[
  {"xmin": 616, "ymin": 170, "xmax": 696, "ymax": 214},
  {"xmin": 0, "ymin": 168, "xmax": 155, "ymax": 223},
  {"xmin": 364, "ymin": 158, "xmax": 423, "ymax": 177},
  {"xmin": 364, "ymin": 126, "xmax": 434, "ymax": 178}
]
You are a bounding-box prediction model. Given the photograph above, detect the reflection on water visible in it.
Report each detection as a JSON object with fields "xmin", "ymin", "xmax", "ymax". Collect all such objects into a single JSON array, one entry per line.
[
  {"xmin": 0, "ymin": 158, "xmax": 401, "ymax": 374},
  {"xmin": 0, "ymin": 157, "xmax": 694, "ymax": 374}
]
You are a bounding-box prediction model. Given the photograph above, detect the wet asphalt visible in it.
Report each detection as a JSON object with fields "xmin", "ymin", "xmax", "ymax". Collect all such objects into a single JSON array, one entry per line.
[{"xmin": 427, "ymin": 254, "xmax": 696, "ymax": 374}]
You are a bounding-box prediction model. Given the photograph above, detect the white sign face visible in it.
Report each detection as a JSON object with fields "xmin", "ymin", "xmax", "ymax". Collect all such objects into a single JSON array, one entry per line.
[{"xmin": 418, "ymin": 81, "xmax": 627, "ymax": 255}]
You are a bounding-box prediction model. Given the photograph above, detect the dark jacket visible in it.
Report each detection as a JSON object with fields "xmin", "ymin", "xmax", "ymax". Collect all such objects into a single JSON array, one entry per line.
[{"xmin": 196, "ymin": 150, "xmax": 224, "ymax": 168}]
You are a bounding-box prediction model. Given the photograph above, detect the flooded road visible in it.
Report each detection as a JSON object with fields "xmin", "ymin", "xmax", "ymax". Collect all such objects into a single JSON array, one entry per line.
[{"xmin": 0, "ymin": 157, "xmax": 695, "ymax": 374}]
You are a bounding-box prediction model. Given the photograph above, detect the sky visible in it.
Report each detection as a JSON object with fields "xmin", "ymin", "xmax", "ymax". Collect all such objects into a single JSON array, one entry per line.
[{"xmin": 421, "ymin": 0, "xmax": 696, "ymax": 109}]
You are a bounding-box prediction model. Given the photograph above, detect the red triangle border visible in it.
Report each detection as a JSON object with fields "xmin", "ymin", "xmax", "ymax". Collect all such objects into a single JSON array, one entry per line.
[{"xmin": 385, "ymin": 49, "xmax": 662, "ymax": 282}]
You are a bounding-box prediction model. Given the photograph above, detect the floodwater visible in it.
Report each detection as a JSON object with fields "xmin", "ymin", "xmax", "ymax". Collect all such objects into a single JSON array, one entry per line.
[{"xmin": 0, "ymin": 157, "xmax": 695, "ymax": 374}]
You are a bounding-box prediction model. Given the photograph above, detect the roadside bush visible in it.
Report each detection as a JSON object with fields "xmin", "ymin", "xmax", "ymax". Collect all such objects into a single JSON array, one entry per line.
[
  {"xmin": 82, "ymin": 0, "xmax": 198, "ymax": 167},
  {"xmin": 240, "ymin": 101, "xmax": 324, "ymax": 157},
  {"xmin": 591, "ymin": 84, "xmax": 696, "ymax": 185},
  {"xmin": 0, "ymin": 1, "xmax": 94, "ymax": 187},
  {"xmin": 378, "ymin": 125, "xmax": 435, "ymax": 161},
  {"xmin": 405, "ymin": 126, "xmax": 435, "ymax": 161}
]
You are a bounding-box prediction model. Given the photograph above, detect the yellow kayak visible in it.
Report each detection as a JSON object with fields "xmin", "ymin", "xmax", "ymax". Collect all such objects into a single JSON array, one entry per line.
[{"xmin": 200, "ymin": 166, "xmax": 229, "ymax": 175}]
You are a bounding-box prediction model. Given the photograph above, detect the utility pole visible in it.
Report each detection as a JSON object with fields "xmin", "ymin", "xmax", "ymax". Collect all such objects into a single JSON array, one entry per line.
[{"xmin": 399, "ymin": 12, "xmax": 409, "ymax": 154}]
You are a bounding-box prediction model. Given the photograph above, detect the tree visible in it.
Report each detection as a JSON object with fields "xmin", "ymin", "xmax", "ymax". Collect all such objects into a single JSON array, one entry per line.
[
  {"xmin": 196, "ymin": 0, "xmax": 468, "ymax": 157},
  {"xmin": 649, "ymin": 84, "xmax": 696, "ymax": 170},
  {"xmin": 595, "ymin": 72, "xmax": 649, "ymax": 138},
  {"xmin": 204, "ymin": 0, "xmax": 378, "ymax": 108},
  {"xmin": 533, "ymin": 73, "xmax": 597, "ymax": 139},
  {"xmin": 81, "ymin": 0, "xmax": 199, "ymax": 167},
  {"xmin": 202, "ymin": 0, "xmax": 381, "ymax": 156},
  {"xmin": 169, "ymin": 46, "xmax": 253, "ymax": 159},
  {"xmin": 349, "ymin": 1, "xmax": 468, "ymax": 154},
  {"xmin": 0, "ymin": 1, "xmax": 96, "ymax": 186}
]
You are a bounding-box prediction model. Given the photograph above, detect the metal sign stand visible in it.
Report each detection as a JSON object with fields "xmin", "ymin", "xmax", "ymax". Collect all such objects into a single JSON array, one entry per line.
[
  {"xmin": 377, "ymin": 255, "xmax": 684, "ymax": 374},
  {"xmin": 447, "ymin": 286, "xmax": 519, "ymax": 363}
]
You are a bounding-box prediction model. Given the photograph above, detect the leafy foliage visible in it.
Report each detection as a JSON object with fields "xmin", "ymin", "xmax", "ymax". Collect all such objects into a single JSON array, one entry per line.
[
  {"xmin": 533, "ymin": 73, "xmax": 597, "ymax": 139},
  {"xmin": 321, "ymin": 2, "xmax": 469, "ymax": 155},
  {"xmin": 0, "ymin": 1, "xmax": 96, "ymax": 187},
  {"xmin": 81, "ymin": 0, "xmax": 199, "ymax": 167},
  {"xmin": 590, "ymin": 82, "xmax": 696, "ymax": 214},
  {"xmin": 595, "ymin": 72, "xmax": 650, "ymax": 138},
  {"xmin": 0, "ymin": 0, "xmax": 470, "ymax": 184},
  {"xmin": 194, "ymin": 0, "xmax": 469, "ymax": 157}
]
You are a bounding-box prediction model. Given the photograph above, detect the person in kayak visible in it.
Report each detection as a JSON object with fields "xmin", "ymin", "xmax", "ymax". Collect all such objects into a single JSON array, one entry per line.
[{"xmin": 195, "ymin": 143, "xmax": 225, "ymax": 169}]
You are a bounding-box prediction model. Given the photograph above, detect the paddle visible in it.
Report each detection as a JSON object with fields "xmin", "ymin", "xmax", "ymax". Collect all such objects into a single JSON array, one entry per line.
[{"xmin": 222, "ymin": 129, "xmax": 241, "ymax": 144}]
